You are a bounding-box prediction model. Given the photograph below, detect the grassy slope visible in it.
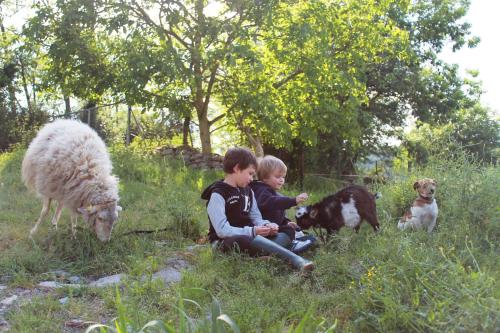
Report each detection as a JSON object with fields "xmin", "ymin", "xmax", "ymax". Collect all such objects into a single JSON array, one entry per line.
[{"xmin": 0, "ymin": 147, "xmax": 498, "ymax": 332}]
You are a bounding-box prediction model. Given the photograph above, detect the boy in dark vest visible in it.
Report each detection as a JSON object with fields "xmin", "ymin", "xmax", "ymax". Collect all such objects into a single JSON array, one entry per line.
[{"xmin": 201, "ymin": 147, "xmax": 314, "ymax": 271}]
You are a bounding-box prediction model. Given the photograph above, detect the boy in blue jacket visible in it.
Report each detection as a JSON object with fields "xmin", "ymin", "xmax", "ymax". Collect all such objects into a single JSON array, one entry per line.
[{"xmin": 250, "ymin": 155, "xmax": 316, "ymax": 254}]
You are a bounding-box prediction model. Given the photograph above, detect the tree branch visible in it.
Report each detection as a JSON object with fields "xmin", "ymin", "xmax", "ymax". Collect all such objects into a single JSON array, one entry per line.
[
  {"xmin": 209, "ymin": 113, "xmax": 225, "ymax": 126},
  {"xmin": 273, "ymin": 68, "xmax": 304, "ymax": 89}
]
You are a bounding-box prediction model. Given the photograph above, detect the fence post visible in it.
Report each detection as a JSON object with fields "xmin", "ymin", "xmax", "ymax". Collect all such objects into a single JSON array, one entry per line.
[
  {"xmin": 126, "ymin": 105, "xmax": 131, "ymax": 146},
  {"xmin": 87, "ymin": 106, "xmax": 91, "ymax": 125}
]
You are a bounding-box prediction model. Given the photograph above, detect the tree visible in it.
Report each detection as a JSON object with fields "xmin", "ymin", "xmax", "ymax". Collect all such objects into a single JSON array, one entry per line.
[
  {"xmin": 403, "ymin": 105, "xmax": 499, "ymax": 165},
  {"xmin": 24, "ymin": 0, "xmax": 117, "ymax": 123},
  {"xmin": 87, "ymin": 0, "xmax": 278, "ymax": 154},
  {"xmin": 219, "ymin": 0, "xmax": 410, "ymax": 156}
]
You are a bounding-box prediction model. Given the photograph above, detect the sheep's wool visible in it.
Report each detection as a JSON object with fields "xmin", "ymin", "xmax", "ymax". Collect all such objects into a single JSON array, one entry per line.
[{"xmin": 22, "ymin": 119, "xmax": 119, "ymax": 214}]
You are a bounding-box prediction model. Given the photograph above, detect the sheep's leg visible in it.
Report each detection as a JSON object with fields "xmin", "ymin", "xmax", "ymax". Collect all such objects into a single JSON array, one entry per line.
[
  {"xmin": 71, "ymin": 214, "xmax": 78, "ymax": 239},
  {"xmin": 29, "ymin": 197, "xmax": 52, "ymax": 237},
  {"xmin": 51, "ymin": 201, "xmax": 63, "ymax": 230}
]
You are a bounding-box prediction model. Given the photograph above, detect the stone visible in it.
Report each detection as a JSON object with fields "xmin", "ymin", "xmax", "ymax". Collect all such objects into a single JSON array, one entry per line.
[
  {"xmin": 0, "ymin": 318, "xmax": 9, "ymax": 330},
  {"xmin": 49, "ymin": 270, "xmax": 70, "ymax": 278},
  {"xmin": 89, "ymin": 274, "xmax": 124, "ymax": 288},
  {"xmin": 38, "ymin": 281, "xmax": 62, "ymax": 289},
  {"xmin": 0, "ymin": 295, "xmax": 17, "ymax": 306},
  {"xmin": 59, "ymin": 297, "xmax": 69, "ymax": 305},
  {"xmin": 152, "ymin": 268, "xmax": 182, "ymax": 285},
  {"xmin": 38, "ymin": 281, "xmax": 82, "ymax": 289},
  {"xmin": 68, "ymin": 276, "xmax": 82, "ymax": 284}
]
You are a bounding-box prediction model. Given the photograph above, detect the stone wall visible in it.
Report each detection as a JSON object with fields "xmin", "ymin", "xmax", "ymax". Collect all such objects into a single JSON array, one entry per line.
[{"xmin": 155, "ymin": 145, "xmax": 223, "ymax": 170}]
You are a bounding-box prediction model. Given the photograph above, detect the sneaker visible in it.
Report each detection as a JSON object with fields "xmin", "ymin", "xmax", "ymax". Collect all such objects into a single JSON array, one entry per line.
[
  {"xmin": 295, "ymin": 226, "xmax": 305, "ymax": 239},
  {"xmin": 290, "ymin": 239, "xmax": 314, "ymax": 254},
  {"xmin": 295, "ymin": 230, "xmax": 306, "ymax": 238}
]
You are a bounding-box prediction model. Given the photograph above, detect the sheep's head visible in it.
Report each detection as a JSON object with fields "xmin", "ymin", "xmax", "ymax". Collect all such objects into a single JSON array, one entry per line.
[{"xmin": 78, "ymin": 202, "xmax": 122, "ymax": 241}]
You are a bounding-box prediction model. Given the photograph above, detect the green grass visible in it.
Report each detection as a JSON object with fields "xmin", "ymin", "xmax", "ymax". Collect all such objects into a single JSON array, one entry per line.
[{"xmin": 0, "ymin": 147, "xmax": 498, "ymax": 332}]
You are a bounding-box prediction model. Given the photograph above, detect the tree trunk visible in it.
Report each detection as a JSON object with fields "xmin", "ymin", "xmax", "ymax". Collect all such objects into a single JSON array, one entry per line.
[
  {"xmin": 193, "ymin": 0, "xmax": 212, "ymax": 154},
  {"xmin": 182, "ymin": 116, "xmax": 190, "ymax": 146},
  {"xmin": 244, "ymin": 128, "xmax": 264, "ymax": 157},
  {"xmin": 198, "ymin": 114, "xmax": 212, "ymax": 154},
  {"xmin": 64, "ymin": 95, "xmax": 71, "ymax": 118},
  {"xmin": 7, "ymin": 85, "xmax": 16, "ymax": 114},
  {"xmin": 20, "ymin": 59, "xmax": 32, "ymax": 116},
  {"xmin": 297, "ymin": 141, "xmax": 304, "ymax": 190}
]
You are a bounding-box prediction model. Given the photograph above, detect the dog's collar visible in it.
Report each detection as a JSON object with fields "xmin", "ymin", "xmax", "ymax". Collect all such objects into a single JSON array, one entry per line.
[{"xmin": 419, "ymin": 195, "xmax": 434, "ymax": 202}]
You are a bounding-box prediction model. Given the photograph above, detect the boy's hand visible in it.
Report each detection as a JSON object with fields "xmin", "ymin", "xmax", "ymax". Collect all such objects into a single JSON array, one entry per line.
[
  {"xmin": 287, "ymin": 221, "xmax": 299, "ymax": 230},
  {"xmin": 295, "ymin": 193, "xmax": 309, "ymax": 204},
  {"xmin": 255, "ymin": 226, "xmax": 272, "ymax": 236},
  {"xmin": 266, "ymin": 223, "xmax": 279, "ymax": 236}
]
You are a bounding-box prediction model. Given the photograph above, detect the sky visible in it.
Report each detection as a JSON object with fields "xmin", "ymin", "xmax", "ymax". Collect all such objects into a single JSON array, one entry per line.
[{"xmin": 439, "ymin": 0, "xmax": 500, "ymax": 115}]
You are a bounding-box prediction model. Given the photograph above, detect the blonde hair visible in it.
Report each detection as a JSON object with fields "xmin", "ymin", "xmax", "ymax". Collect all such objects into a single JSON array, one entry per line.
[{"xmin": 257, "ymin": 155, "xmax": 287, "ymax": 180}]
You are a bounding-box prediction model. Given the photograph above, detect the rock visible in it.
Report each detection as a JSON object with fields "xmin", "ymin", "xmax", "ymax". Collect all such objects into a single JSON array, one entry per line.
[
  {"xmin": 0, "ymin": 318, "xmax": 9, "ymax": 330},
  {"xmin": 186, "ymin": 244, "xmax": 206, "ymax": 252},
  {"xmin": 48, "ymin": 270, "xmax": 70, "ymax": 278},
  {"xmin": 89, "ymin": 274, "xmax": 124, "ymax": 288},
  {"xmin": 0, "ymin": 295, "xmax": 18, "ymax": 306},
  {"xmin": 0, "ymin": 286, "xmax": 6, "ymax": 292},
  {"xmin": 38, "ymin": 281, "xmax": 62, "ymax": 289},
  {"xmin": 166, "ymin": 258, "xmax": 189, "ymax": 269},
  {"xmin": 38, "ymin": 281, "xmax": 82, "ymax": 289},
  {"xmin": 59, "ymin": 296, "xmax": 69, "ymax": 305},
  {"xmin": 68, "ymin": 276, "xmax": 82, "ymax": 284},
  {"xmin": 152, "ymin": 268, "xmax": 182, "ymax": 285}
]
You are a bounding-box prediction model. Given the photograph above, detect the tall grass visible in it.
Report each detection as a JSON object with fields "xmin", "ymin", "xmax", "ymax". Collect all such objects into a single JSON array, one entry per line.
[{"xmin": 0, "ymin": 147, "xmax": 498, "ymax": 332}]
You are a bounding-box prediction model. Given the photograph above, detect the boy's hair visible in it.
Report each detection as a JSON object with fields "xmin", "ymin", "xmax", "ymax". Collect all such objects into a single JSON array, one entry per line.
[
  {"xmin": 223, "ymin": 147, "xmax": 257, "ymax": 174},
  {"xmin": 257, "ymin": 155, "xmax": 287, "ymax": 180}
]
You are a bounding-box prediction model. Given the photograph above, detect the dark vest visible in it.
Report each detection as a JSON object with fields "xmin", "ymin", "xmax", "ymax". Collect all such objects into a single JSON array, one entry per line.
[{"xmin": 201, "ymin": 181, "xmax": 254, "ymax": 242}]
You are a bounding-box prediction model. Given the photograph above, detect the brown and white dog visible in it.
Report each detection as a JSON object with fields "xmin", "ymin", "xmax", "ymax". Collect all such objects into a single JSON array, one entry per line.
[{"xmin": 398, "ymin": 178, "xmax": 438, "ymax": 233}]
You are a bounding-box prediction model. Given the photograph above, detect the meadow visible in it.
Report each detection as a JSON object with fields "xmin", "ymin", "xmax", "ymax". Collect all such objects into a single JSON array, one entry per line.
[{"xmin": 0, "ymin": 146, "xmax": 498, "ymax": 332}]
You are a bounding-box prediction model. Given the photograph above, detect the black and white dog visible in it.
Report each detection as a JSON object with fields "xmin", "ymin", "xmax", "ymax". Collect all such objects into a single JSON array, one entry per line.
[{"xmin": 295, "ymin": 185, "xmax": 380, "ymax": 234}]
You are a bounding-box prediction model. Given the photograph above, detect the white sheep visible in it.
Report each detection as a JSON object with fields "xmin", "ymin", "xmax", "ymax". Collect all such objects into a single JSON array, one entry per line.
[{"xmin": 22, "ymin": 119, "xmax": 121, "ymax": 241}]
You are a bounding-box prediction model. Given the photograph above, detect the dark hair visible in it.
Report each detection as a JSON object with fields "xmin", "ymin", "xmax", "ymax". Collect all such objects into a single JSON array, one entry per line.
[{"xmin": 223, "ymin": 147, "xmax": 257, "ymax": 174}]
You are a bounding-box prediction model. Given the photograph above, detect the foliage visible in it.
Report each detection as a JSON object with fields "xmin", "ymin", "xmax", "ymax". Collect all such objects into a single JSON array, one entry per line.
[
  {"xmin": 220, "ymin": 0, "xmax": 410, "ymax": 149},
  {"xmin": 403, "ymin": 104, "xmax": 499, "ymax": 165}
]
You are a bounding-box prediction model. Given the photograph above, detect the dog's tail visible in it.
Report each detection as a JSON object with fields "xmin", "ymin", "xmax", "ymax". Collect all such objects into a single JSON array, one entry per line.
[{"xmin": 373, "ymin": 192, "xmax": 383, "ymax": 200}]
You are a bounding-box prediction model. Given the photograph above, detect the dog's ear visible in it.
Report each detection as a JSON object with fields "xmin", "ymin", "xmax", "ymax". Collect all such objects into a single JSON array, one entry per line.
[
  {"xmin": 413, "ymin": 181, "xmax": 420, "ymax": 190},
  {"xmin": 310, "ymin": 207, "xmax": 319, "ymax": 219}
]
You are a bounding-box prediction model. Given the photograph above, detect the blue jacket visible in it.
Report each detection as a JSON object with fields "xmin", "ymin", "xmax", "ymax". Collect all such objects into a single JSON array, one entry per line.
[{"xmin": 250, "ymin": 181, "xmax": 297, "ymax": 226}]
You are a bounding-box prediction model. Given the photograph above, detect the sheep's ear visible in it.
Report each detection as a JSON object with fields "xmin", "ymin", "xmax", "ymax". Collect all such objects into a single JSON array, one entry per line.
[
  {"xmin": 431, "ymin": 179, "xmax": 437, "ymax": 186},
  {"xmin": 413, "ymin": 181, "xmax": 420, "ymax": 190},
  {"xmin": 310, "ymin": 207, "xmax": 319, "ymax": 219}
]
